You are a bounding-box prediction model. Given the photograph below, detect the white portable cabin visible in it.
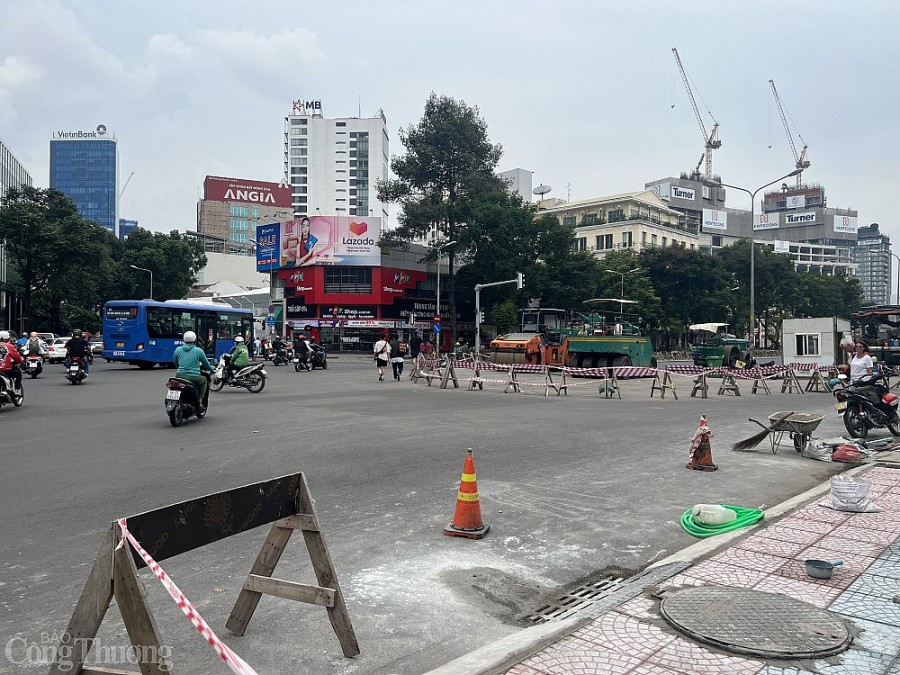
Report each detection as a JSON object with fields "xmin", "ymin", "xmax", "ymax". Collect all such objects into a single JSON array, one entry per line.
[{"xmin": 781, "ymin": 317, "xmax": 851, "ymax": 368}]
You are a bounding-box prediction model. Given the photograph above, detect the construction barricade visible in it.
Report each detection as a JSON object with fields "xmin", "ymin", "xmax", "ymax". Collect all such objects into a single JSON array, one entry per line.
[
  {"xmin": 789, "ymin": 362, "xmax": 839, "ymax": 393},
  {"xmin": 48, "ymin": 473, "xmax": 358, "ymax": 675}
]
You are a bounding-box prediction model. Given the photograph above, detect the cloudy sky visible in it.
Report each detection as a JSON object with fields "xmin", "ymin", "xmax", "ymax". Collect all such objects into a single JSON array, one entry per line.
[{"xmin": 1, "ymin": 1, "xmax": 898, "ymax": 242}]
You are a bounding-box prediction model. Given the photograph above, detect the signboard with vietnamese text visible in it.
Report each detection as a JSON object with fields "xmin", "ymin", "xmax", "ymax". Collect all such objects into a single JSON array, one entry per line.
[
  {"xmin": 256, "ymin": 222, "xmax": 280, "ymax": 271},
  {"xmin": 204, "ymin": 175, "xmax": 292, "ymax": 207}
]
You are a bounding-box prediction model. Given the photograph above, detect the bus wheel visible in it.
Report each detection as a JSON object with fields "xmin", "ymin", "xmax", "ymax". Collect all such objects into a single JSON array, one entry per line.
[{"xmin": 137, "ymin": 362, "xmax": 155, "ymax": 370}]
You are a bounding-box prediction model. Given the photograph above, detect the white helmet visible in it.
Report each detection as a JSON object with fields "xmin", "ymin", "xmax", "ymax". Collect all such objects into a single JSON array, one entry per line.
[
  {"xmin": 183, "ymin": 330, "xmax": 197, "ymax": 343},
  {"xmin": 235, "ymin": 336, "xmax": 244, "ymax": 343},
  {"xmin": 0, "ymin": 331, "xmax": 9, "ymax": 340}
]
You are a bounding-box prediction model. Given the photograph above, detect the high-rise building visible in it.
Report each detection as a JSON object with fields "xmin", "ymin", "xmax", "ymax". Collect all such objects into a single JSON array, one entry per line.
[
  {"xmin": 49, "ymin": 125, "xmax": 118, "ymax": 234},
  {"xmin": 283, "ymin": 100, "xmax": 389, "ymax": 221},
  {"xmin": 0, "ymin": 136, "xmax": 33, "ymax": 331},
  {"xmin": 118, "ymin": 219, "xmax": 138, "ymax": 240},
  {"xmin": 853, "ymin": 223, "xmax": 892, "ymax": 305}
]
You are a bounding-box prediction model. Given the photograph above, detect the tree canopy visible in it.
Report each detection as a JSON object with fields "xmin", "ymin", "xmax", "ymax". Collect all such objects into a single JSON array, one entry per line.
[{"xmin": 0, "ymin": 186, "xmax": 206, "ymax": 334}]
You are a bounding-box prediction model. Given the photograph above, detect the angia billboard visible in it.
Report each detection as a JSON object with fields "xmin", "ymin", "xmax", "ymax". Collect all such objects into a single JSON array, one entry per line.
[
  {"xmin": 275, "ymin": 215, "xmax": 381, "ymax": 269},
  {"xmin": 204, "ymin": 175, "xmax": 293, "ymax": 208}
]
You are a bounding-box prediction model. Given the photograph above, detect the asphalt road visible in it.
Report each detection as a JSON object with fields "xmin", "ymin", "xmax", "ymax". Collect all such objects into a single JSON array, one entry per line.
[{"xmin": 0, "ymin": 356, "xmax": 864, "ymax": 674}]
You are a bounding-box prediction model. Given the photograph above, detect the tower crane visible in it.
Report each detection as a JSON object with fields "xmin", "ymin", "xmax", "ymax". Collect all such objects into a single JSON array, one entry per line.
[
  {"xmin": 118, "ymin": 171, "xmax": 135, "ymax": 199},
  {"xmin": 672, "ymin": 47, "xmax": 721, "ymax": 180},
  {"xmin": 768, "ymin": 79, "xmax": 810, "ymax": 187}
]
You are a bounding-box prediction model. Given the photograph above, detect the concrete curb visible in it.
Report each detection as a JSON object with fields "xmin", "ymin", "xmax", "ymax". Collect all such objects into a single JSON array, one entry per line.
[
  {"xmin": 423, "ymin": 615, "xmax": 590, "ymax": 675},
  {"xmin": 422, "ymin": 461, "xmax": 880, "ymax": 675}
]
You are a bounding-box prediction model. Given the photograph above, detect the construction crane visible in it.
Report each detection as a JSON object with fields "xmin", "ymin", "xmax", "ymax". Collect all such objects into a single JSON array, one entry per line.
[
  {"xmin": 769, "ymin": 79, "xmax": 810, "ymax": 187},
  {"xmin": 119, "ymin": 171, "xmax": 135, "ymax": 199},
  {"xmin": 672, "ymin": 47, "xmax": 721, "ymax": 180}
]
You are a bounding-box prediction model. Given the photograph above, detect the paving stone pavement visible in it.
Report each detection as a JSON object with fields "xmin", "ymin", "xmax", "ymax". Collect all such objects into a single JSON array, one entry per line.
[{"xmin": 498, "ymin": 465, "xmax": 900, "ymax": 675}]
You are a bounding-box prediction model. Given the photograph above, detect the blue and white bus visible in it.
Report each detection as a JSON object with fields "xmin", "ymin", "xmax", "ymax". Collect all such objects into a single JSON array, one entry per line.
[{"xmin": 102, "ymin": 299, "xmax": 254, "ymax": 369}]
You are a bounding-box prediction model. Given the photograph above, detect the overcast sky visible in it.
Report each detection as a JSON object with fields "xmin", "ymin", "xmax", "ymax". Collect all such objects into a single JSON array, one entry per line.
[{"xmin": 1, "ymin": 1, "xmax": 898, "ymax": 244}]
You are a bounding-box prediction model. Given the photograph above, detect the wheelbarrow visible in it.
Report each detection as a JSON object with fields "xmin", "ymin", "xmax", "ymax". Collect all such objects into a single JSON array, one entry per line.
[{"xmin": 748, "ymin": 411, "xmax": 826, "ymax": 454}]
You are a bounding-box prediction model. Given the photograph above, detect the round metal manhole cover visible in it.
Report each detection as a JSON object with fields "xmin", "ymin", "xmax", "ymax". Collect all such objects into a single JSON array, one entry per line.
[{"xmin": 660, "ymin": 586, "xmax": 852, "ymax": 659}]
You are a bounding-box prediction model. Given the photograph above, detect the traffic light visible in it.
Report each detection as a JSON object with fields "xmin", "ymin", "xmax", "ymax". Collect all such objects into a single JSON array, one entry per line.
[
  {"xmin": 477, "ymin": 311, "xmax": 485, "ymax": 324},
  {"xmin": 516, "ymin": 272, "xmax": 524, "ymax": 290}
]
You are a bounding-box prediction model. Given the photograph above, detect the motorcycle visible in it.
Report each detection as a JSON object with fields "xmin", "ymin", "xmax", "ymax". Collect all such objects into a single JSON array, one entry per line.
[
  {"xmin": 0, "ymin": 368, "xmax": 24, "ymax": 411},
  {"xmin": 833, "ymin": 372, "xmax": 900, "ymax": 439},
  {"xmin": 310, "ymin": 343, "xmax": 328, "ymax": 370},
  {"xmin": 65, "ymin": 357, "xmax": 87, "ymax": 385},
  {"xmin": 209, "ymin": 354, "xmax": 267, "ymax": 393},
  {"xmin": 272, "ymin": 347, "xmax": 290, "ymax": 366},
  {"xmin": 25, "ymin": 354, "xmax": 43, "ymax": 379},
  {"xmin": 165, "ymin": 372, "xmax": 210, "ymax": 427}
]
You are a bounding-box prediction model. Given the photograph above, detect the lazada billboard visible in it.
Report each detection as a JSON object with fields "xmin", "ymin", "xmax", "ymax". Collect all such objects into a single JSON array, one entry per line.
[
  {"xmin": 256, "ymin": 215, "xmax": 382, "ymax": 271},
  {"xmin": 204, "ymin": 175, "xmax": 292, "ymax": 208}
]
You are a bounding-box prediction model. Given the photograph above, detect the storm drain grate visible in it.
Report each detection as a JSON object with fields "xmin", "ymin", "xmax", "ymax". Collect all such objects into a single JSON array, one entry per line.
[{"xmin": 525, "ymin": 574, "xmax": 627, "ymax": 624}]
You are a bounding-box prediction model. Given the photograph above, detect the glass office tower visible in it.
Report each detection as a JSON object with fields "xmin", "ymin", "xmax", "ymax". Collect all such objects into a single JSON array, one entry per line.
[{"xmin": 50, "ymin": 137, "xmax": 117, "ymax": 233}]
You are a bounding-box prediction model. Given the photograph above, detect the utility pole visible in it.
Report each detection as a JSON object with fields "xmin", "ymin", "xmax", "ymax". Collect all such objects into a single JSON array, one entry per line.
[{"xmin": 474, "ymin": 273, "xmax": 524, "ymax": 354}]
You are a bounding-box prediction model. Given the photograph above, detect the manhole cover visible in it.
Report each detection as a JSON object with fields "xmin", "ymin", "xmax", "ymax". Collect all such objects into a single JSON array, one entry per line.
[{"xmin": 660, "ymin": 586, "xmax": 851, "ymax": 659}]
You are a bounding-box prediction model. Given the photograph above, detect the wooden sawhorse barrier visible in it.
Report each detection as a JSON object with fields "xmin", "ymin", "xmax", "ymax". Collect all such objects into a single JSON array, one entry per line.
[
  {"xmin": 545, "ymin": 367, "xmax": 568, "ymax": 396},
  {"xmin": 780, "ymin": 367, "xmax": 805, "ymax": 394},
  {"xmin": 650, "ymin": 369, "xmax": 678, "ymax": 399},
  {"xmin": 717, "ymin": 372, "xmax": 741, "ymax": 396},
  {"xmin": 49, "ymin": 473, "xmax": 358, "ymax": 675}
]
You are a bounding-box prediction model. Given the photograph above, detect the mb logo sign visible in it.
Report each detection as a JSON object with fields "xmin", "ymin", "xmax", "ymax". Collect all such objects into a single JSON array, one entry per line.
[{"xmin": 293, "ymin": 99, "xmax": 322, "ymax": 114}]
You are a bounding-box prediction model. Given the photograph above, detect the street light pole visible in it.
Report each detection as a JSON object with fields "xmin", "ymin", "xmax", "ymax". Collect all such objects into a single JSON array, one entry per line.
[
  {"xmin": 433, "ymin": 240, "xmax": 457, "ymax": 358},
  {"xmin": 129, "ymin": 265, "xmax": 153, "ymax": 300},
  {"xmin": 604, "ymin": 267, "xmax": 640, "ymax": 316},
  {"xmin": 717, "ymin": 169, "xmax": 801, "ymax": 352}
]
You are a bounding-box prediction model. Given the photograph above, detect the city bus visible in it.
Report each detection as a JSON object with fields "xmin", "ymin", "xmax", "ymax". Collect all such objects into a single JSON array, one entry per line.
[{"xmin": 102, "ymin": 299, "xmax": 254, "ymax": 368}]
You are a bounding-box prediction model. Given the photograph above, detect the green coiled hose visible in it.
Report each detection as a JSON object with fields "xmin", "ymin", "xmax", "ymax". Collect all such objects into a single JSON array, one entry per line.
[{"xmin": 680, "ymin": 504, "xmax": 764, "ymax": 538}]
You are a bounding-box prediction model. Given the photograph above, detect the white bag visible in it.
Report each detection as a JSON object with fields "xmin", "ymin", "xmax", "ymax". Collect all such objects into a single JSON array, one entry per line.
[{"xmin": 825, "ymin": 475, "xmax": 880, "ymax": 513}]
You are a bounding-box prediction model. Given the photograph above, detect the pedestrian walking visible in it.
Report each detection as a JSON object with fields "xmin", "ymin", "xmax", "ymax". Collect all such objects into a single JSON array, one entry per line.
[
  {"xmin": 389, "ymin": 334, "xmax": 407, "ymax": 381},
  {"xmin": 373, "ymin": 334, "xmax": 390, "ymax": 382},
  {"xmin": 409, "ymin": 331, "xmax": 423, "ymax": 359}
]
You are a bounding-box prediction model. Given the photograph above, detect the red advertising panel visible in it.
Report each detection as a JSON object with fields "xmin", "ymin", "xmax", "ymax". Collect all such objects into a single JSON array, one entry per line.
[{"xmin": 204, "ymin": 175, "xmax": 292, "ymax": 208}]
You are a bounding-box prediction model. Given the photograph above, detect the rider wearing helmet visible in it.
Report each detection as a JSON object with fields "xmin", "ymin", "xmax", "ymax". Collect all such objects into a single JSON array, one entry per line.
[
  {"xmin": 226, "ymin": 335, "xmax": 251, "ymax": 381},
  {"xmin": 0, "ymin": 330, "xmax": 24, "ymax": 395},
  {"xmin": 173, "ymin": 330, "xmax": 213, "ymax": 405},
  {"xmin": 65, "ymin": 328, "xmax": 92, "ymax": 374},
  {"xmin": 292, "ymin": 332, "xmax": 311, "ymax": 370}
]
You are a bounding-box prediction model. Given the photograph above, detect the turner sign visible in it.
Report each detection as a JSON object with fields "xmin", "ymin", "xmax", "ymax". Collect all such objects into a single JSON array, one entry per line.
[{"xmin": 204, "ymin": 176, "xmax": 292, "ymax": 208}]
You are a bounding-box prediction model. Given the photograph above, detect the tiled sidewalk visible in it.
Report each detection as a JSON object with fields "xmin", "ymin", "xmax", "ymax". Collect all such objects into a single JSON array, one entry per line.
[{"xmin": 505, "ymin": 466, "xmax": 900, "ymax": 675}]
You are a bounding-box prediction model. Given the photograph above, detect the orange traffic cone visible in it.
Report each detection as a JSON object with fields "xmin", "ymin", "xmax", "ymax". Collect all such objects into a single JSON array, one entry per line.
[
  {"xmin": 444, "ymin": 449, "xmax": 490, "ymax": 539},
  {"xmin": 686, "ymin": 415, "xmax": 718, "ymax": 471}
]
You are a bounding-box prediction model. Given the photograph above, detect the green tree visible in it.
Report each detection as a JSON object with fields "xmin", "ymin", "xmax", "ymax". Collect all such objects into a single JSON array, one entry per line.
[
  {"xmin": 0, "ymin": 186, "xmax": 117, "ymax": 333},
  {"xmin": 118, "ymin": 228, "xmax": 207, "ymax": 301},
  {"xmin": 491, "ymin": 299, "xmax": 519, "ymax": 335},
  {"xmin": 377, "ymin": 93, "xmax": 503, "ymax": 343}
]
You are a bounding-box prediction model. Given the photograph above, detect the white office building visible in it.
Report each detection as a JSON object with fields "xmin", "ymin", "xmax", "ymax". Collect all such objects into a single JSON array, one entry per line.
[
  {"xmin": 283, "ymin": 100, "xmax": 389, "ymax": 222},
  {"xmin": 1, "ymin": 137, "xmax": 33, "ymax": 331}
]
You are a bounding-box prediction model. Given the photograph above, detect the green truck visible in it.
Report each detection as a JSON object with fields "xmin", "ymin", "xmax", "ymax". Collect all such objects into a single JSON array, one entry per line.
[{"xmin": 690, "ymin": 322, "xmax": 751, "ymax": 368}]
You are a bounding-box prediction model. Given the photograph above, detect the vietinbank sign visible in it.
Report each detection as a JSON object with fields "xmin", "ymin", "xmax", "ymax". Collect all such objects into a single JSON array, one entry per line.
[
  {"xmin": 257, "ymin": 215, "xmax": 382, "ymax": 271},
  {"xmin": 53, "ymin": 124, "xmax": 109, "ymax": 139}
]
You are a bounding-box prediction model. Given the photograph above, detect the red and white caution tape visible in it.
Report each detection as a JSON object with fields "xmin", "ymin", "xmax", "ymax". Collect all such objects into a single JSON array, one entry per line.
[{"xmin": 116, "ymin": 518, "xmax": 258, "ymax": 675}]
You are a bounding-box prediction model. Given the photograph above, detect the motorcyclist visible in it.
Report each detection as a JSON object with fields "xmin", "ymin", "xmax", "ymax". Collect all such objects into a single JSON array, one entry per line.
[
  {"xmin": 271, "ymin": 334, "xmax": 288, "ymax": 364},
  {"xmin": 65, "ymin": 329, "xmax": 92, "ymax": 374},
  {"xmin": 0, "ymin": 330, "xmax": 24, "ymax": 395},
  {"xmin": 25, "ymin": 332, "xmax": 48, "ymax": 358},
  {"xmin": 226, "ymin": 336, "xmax": 251, "ymax": 380},
  {"xmin": 293, "ymin": 332, "xmax": 312, "ymax": 371},
  {"xmin": 173, "ymin": 330, "xmax": 213, "ymax": 408},
  {"xmin": 849, "ymin": 341, "xmax": 880, "ymax": 404}
]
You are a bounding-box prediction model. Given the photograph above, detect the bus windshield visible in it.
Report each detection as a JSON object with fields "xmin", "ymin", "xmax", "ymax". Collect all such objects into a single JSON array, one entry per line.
[{"xmin": 103, "ymin": 300, "xmax": 253, "ymax": 368}]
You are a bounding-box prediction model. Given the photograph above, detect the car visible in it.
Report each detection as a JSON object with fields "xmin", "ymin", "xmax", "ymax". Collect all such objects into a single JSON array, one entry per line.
[
  {"xmin": 46, "ymin": 337, "xmax": 71, "ymax": 364},
  {"xmin": 89, "ymin": 336, "xmax": 103, "ymax": 355},
  {"xmin": 37, "ymin": 332, "xmax": 57, "ymax": 342}
]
